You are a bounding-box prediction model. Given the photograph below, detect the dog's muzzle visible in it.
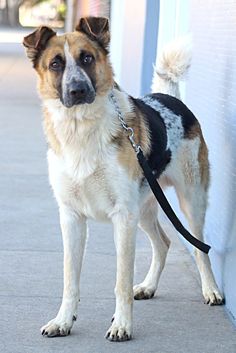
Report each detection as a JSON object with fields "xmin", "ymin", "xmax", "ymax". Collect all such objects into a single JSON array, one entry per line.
[{"xmin": 62, "ymin": 80, "xmax": 95, "ymax": 108}]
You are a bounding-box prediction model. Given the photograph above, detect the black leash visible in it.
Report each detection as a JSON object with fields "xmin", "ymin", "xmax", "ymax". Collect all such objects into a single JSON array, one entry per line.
[
  {"xmin": 109, "ymin": 90, "xmax": 210, "ymax": 254},
  {"xmin": 136, "ymin": 149, "xmax": 210, "ymax": 254}
]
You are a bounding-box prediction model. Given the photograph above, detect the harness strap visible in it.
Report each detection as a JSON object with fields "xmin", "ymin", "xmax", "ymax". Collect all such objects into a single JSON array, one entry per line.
[{"xmin": 137, "ymin": 149, "xmax": 210, "ymax": 254}]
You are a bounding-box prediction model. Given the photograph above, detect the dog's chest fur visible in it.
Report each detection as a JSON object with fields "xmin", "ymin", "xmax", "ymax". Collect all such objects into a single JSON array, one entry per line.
[{"xmin": 44, "ymin": 95, "xmax": 140, "ymax": 220}]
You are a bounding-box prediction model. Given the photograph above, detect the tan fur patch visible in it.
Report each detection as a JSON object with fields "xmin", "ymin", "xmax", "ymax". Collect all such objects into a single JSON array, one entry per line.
[
  {"xmin": 186, "ymin": 122, "xmax": 210, "ymax": 190},
  {"xmin": 36, "ymin": 35, "xmax": 65, "ymax": 99},
  {"xmin": 198, "ymin": 132, "xmax": 210, "ymax": 190},
  {"xmin": 43, "ymin": 107, "xmax": 61, "ymax": 155},
  {"xmin": 116, "ymin": 107, "xmax": 151, "ymax": 180}
]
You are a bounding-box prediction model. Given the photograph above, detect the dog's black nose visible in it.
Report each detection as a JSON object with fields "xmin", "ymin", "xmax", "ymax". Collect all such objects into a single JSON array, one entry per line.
[
  {"xmin": 63, "ymin": 80, "xmax": 95, "ymax": 107},
  {"xmin": 69, "ymin": 81, "xmax": 88, "ymax": 102}
]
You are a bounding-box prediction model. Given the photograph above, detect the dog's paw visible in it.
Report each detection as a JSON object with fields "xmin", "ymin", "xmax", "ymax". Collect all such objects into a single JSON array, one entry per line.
[
  {"xmin": 41, "ymin": 317, "xmax": 73, "ymax": 337},
  {"xmin": 105, "ymin": 321, "xmax": 132, "ymax": 342},
  {"xmin": 133, "ymin": 283, "xmax": 155, "ymax": 300},
  {"xmin": 203, "ymin": 287, "xmax": 225, "ymax": 306}
]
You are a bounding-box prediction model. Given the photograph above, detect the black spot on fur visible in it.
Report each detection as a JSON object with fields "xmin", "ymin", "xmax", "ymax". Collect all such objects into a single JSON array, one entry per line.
[
  {"xmin": 150, "ymin": 93, "xmax": 198, "ymax": 137},
  {"xmin": 130, "ymin": 97, "xmax": 171, "ymax": 178},
  {"xmin": 77, "ymin": 51, "xmax": 97, "ymax": 92}
]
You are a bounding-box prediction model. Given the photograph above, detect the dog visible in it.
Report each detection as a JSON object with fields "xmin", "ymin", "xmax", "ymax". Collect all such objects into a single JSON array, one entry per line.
[{"xmin": 23, "ymin": 16, "xmax": 224, "ymax": 342}]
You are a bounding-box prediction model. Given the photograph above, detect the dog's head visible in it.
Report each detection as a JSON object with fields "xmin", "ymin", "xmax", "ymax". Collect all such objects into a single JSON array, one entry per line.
[{"xmin": 23, "ymin": 17, "xmax": 113, "ymax": 107}]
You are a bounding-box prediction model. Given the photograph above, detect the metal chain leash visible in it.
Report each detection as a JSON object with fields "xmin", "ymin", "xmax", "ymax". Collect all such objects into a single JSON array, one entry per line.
[{"xmin": 109, "ymin": 90, "xmax": 141, "ymax": 154}]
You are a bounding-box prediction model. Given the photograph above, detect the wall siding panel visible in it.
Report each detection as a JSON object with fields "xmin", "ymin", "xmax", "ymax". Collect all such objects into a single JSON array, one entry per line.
[{"xmin": 186, "ymin": 0, "xmax": 236, "ymax": 322}]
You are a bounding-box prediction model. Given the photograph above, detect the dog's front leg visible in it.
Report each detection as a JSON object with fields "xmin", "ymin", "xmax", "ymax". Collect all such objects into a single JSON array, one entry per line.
[
  {"xmin": 106, "ymin": 210, "xmax": 137, "ymax": 342},
  {"xmin": 41, "ymin": 205, "xmax": 87, "ymax": 337}
]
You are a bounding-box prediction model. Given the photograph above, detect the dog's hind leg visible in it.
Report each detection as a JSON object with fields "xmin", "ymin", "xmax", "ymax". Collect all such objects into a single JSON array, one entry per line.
[
  {"xmin": 134, "ymin": 196, "xmax": 170, "ymax": 300},
  {"xmin": 171, "ymin": 135, "xmax": 224, "ymax": 305},
  {"xmin": 174, "ymin": 181, "xmax": 224, "ymax": 305},
  {"xmin": 41, "ymin": 205, "xmax": 87, "ymax": 337}
]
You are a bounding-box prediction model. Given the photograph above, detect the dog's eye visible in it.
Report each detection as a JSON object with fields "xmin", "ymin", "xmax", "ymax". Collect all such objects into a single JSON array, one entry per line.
[
  {"xmin": 49, "ymin": 56, "xmax": 64, "ymax": 71},
  {"xmin": 51, "ymin": 61, "xmax": 59, "ymax": 69},
  {"xmin": 81, "ymin": 54, "xmax": 94, "ymax": 65}
]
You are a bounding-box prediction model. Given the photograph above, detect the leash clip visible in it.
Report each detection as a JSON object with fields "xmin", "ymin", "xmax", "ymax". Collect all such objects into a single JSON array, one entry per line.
[{"xmin": 128, "ymin": 132, "xmax": 141, "ymax": 154}]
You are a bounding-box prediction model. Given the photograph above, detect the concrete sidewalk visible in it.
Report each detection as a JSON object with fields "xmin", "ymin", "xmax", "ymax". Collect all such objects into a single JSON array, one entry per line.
[{"xmin": 0, "ymin": 43, "xmax": 235, "ymax": 353}]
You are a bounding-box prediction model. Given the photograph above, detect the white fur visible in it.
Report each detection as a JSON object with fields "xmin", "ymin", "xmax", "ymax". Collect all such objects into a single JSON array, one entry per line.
[
  {"xmin": 141, "ymin": 96, "xmax": 184, "ymax": 151},
  {"xmin": 63, "ymin": 41, "xmax": 78, "ymax": 84},
  {"xmin": 134, "ymin": 196, "xmax": 170, "ymax": 299},
  {"xmin": 45, "ymin": 94, "xmax": 121, "ymax": 182},
  {"xmin": 41, "ymin": 207, "xmax": 87, "ymax": 336},
  {"xmin": 106, "ymin": 208, "xmax": 138, "ymax": 340},
  {"xmin": 152, "ymin": 36, "xmax": 192, "ymax": 98}
]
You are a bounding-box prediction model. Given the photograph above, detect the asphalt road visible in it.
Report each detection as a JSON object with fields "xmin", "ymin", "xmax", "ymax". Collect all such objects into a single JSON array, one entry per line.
[{"xmin": 0, "ymin": 41, "xmax": 235, "ymax": 353}]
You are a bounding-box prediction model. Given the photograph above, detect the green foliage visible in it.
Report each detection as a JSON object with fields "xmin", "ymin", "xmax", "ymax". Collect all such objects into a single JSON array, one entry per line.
[{"xmin": 57, "ymin": 2, "xmax": 66, "ymax": 20}]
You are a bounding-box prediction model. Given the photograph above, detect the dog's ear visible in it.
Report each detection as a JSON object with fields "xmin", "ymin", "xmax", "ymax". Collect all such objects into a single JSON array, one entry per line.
[
  {"xmin": 76, "ymin": 17, "xmax": 110, "ymax": 51},
  {"xmin": 23, "ymin": 26, "xmax": 56, "ymax": 67}
]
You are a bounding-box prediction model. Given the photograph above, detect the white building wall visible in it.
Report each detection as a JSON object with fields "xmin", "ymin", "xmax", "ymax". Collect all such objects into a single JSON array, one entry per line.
[
  {"xmin": 156, "ymin": 0, "xmax": 236, "ymax": 325},
  {"xmin": 156, "ymin": 0, "xmax": 190, "ymax": 99},
  {"xmin": 110, "ymin": 0, "xmax": 146, "ymax": 97},
  {"xmin": 186, "ymin": 0, "xmax": 236, "ymax": 324}
]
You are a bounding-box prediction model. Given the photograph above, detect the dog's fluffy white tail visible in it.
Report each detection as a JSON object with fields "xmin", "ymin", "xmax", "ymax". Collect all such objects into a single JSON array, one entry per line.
[{"xmin": 151, "ymin": 36, "xmax": 192, "ymax": 99}]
